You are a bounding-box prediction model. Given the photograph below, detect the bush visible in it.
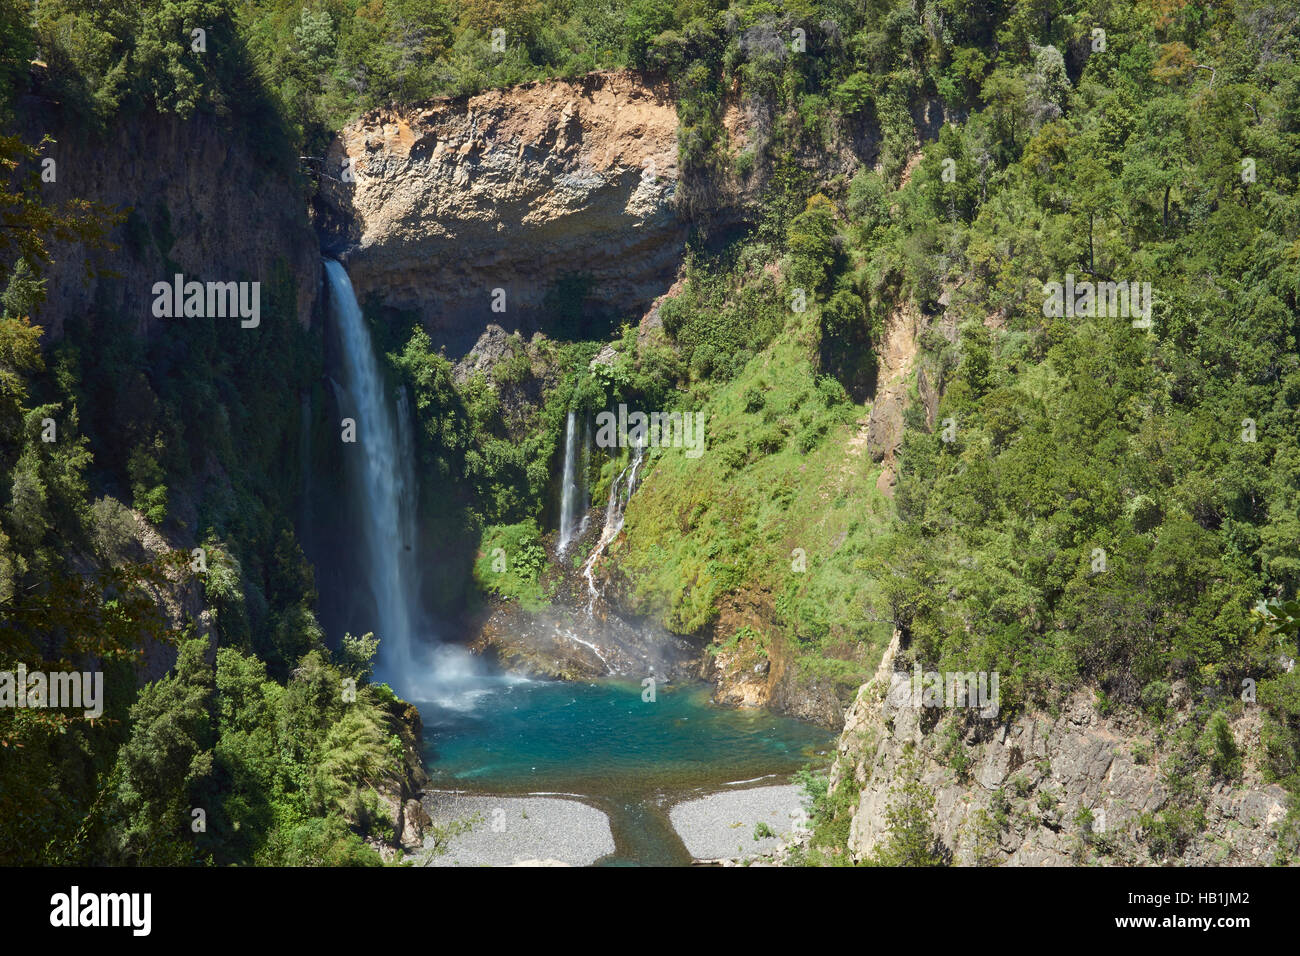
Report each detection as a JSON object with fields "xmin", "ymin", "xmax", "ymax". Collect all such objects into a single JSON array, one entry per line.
[
  {"xmin": 865, "ymin": 752, "xmax": 948, "ymax": 866},
  {"xmin": 474, "ymin": 520, "xmax": 552, "ymax": 610},
  {"xmin": 786, "ymin": 195, "xmax": 840, "ymax": 293},
  {"xmin": 89, "ymin": 496, "xmax": 138, "ymax": 560},
  {"xmin": 1203, "ymin": 712, "xmax": 1242, "ymax": 781},
  {"xmin": 127, "ymin": 443, "xmax": 168, "ymax": 525}
]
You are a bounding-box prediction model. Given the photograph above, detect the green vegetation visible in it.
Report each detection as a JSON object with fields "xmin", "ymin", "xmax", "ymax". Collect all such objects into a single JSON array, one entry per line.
[
  {"xmin": 617, "ymin": 294, "xmax": 886, "ymax": 695},
  {"xmin": 1, "ymin": 22, "xmax": 396, "ymax": 862},
  {"xmin": 790, "ymin": 765, "xmax": 859, "ymax": 866},
  {"xmin": 94, "ymin": 635, "xmax": 416, "ymax": 865},
  {"xmin": 474, "ymin": 519, "xmax": 553, "ymax": 611},
  {"xmin": 388, "ymin": 324, "xmax": 557, "ymax": 527},
  {"xmin": 854, "ymin": 1, "xmax": 1300, "ymax": 805}
]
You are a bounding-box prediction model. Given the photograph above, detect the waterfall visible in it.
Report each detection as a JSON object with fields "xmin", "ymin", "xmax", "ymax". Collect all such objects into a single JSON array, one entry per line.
[
  {"xmin": 324, "ymin": 259, "xmax": 429, "ymax": 698},
  {"xmin": 581, "ymin": 439, "xmax": 645, "ymax": 615},
  {"xmin": 579, "ymin": 416, "xmax": 592, "ymax": 539},
  {"xmin": 557, "ymin": 410, "xmax": 591, "ymax": 556},
  {"xmin": 557, "ymin": 411, "xmax": 581, "ymax": 555}
]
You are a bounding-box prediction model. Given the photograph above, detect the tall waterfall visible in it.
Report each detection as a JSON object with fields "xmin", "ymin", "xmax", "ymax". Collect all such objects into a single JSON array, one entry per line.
[
  {"xmin": 324, "ymin": 259, "xmax": 431, "ymax": 698},
  {"xmin": 556, "ymin": 410, "xmax": 586, "ymax": 555}
]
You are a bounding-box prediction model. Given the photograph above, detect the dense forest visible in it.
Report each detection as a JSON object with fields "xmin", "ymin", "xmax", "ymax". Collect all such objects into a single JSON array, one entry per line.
[{"xmin": 2, "ymin": 0, "xmax": 1299, "ymax": 866}]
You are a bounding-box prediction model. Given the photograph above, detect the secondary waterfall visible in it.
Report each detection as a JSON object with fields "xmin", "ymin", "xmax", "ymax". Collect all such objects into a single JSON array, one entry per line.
[
  {"xmin": 582, "ymin": 439, "xmax": 645, "ymax": 615},
  {"xmin": 556, "ymin": 411, "xmax": 588, "ymax": 555}
]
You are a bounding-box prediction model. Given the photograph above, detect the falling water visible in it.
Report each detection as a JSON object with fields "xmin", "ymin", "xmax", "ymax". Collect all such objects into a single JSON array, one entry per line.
[
  {"xmin": 582, "ymin": 439, "xmax": 645, "ymax": 615},
  {"xmin": 580, "ymin": 416, "xmax": 592, "ymax": 539},
  {"xmin": 557, "ymin": 411, "xmax": 584, "ymax": 555},
  {"xmin": 325, "ymin": 260, "xmax": 523, "ymax": 709},
  {"xmin": 324, "ymin": 259, "xmax": 426, "ymax": 697}
]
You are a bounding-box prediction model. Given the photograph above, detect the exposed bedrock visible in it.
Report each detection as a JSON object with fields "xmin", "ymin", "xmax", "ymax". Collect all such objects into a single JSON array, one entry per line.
[
  {"xmin": 828, "ymin": 633, "xmax": 1291, "ymax": 866},
  {"xmin": 316, "ymin": 71, "xmax": 691, "ymax": 357}
]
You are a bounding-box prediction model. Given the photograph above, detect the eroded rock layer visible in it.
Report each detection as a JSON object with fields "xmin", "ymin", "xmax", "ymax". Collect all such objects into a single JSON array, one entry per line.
[{"xmin": 318, "ymin": 71, "xmax": 687, "ymax": 357}]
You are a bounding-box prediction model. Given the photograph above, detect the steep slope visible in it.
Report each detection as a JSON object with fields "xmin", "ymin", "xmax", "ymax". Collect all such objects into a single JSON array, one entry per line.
[
  {"xmin": 826, "ymin": 633, "xmax": 1290, "ymax": 866},
  {"xmin": 26, "ymin": 95, "xmax": 319, "ymax": 341}
]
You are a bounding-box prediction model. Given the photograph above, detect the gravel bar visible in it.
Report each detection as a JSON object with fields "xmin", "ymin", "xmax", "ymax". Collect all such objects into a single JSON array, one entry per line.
[
  {"xmin": 418, "ymin": 793, "xmax": 615, "ymax": 867},
  {"xmin": 668, "ymin": 784, "xmax": 810, "ymax": 861}
]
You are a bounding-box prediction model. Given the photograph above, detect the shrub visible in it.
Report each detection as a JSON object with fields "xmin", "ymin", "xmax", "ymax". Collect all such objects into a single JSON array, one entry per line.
[
  {"xmin": 89, "ymin": 496, "xmax": 138, "ymax": 560},
  {"xmin": 1203, "ymin": 712, "xmax": 1242, "ymax": 781}
]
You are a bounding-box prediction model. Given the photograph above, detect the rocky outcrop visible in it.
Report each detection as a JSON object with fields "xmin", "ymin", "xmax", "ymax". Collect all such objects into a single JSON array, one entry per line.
[
  {"xmin": 317, "ymin": 71, "xmax": 689, "ymax": 357},
  {"xmin": 864, "ymin": 302, "xmax": 923, "ymax": 480},
  {"xmin": 25, "ymin": 93, "xmax": 320, "ymax": 340},
  {"xmin": 828, "ymin": 633, "xmax": 1291, "ymax": 865},
  {"xmin": 371, "ymin": 698, "xmax": 432, "ymax": 856},
  {"xmin": 705, "ymin": 624, "xmax": 845, "ymax": 728},
  {"xmin": 122, "ymin": 507, "xmax": 212, "ymax": 684},
  {"xmin": 452, "ymin": 326, "xmax": 561, "ymax": 441},
  {"xmin": 469, "ymin": 559, "xmax": 702, "ymax": 684}
]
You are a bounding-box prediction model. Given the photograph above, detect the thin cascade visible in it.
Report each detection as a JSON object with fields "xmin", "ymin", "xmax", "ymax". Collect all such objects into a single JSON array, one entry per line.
[
  {"xmin": 582, "ymin": 439, "xmax": 645, "ymax": 616},
  {"xmin": 578, "ymin": 414, "xmax": 592, "ymax": 539},
  {"xmin": 557, "ymin": 410, "xmax": 580, "ymax": 555}
]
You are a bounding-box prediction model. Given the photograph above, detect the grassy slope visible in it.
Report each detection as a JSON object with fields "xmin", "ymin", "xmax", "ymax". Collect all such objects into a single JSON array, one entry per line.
[{"xmin": 613, "ymin": 308, "xmax": 894, "ymax": 696}]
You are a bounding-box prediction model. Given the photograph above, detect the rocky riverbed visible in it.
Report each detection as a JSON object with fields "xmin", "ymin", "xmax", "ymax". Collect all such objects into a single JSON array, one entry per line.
[{"xmin": 416, "ymin": 781, "xmax": 814, "ymax": 867}]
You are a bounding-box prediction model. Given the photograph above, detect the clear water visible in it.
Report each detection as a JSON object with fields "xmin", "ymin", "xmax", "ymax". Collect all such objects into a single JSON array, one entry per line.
[{"xmin": 416, "ymin": 678, "xmax": 834, "ymax": 865}]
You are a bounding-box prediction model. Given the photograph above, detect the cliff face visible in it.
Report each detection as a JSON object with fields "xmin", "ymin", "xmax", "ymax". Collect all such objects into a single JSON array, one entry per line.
[
  {"xmin": 316, "ymin": 71, "xmax": 688, "ymax": 357},
  {"xmin": 828, "ymin": 633, "xmax": 1291, "ymax": 866},
  {"xmin": 15, "ymin": 100, "xmax": 323, "ymax": 686},
  {"xmin": 28, "ymin": 103, "xmax": 320, "ymax": 340}
]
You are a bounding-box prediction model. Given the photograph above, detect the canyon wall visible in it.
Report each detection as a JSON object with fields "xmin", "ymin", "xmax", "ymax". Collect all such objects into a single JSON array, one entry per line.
[
  {"xmin": 827, "ymin": 633, "xmax": 1291, "ymax": 865},
  {"xmin": 26, "ymin": 92, "xmax": 320, "ymax": 340},
  {"xmin": 316, "ymin": 71, "xmax": 690, "ymax": 357},
  {"xmin": 17, "ymin": 91, "xmax": 323, "ymax": 678}
]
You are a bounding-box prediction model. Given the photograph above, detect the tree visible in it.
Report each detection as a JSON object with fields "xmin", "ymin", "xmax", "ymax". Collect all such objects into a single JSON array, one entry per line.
[
  {"xmin": 1120, "ymin": 97, "xmax": 1191, "ymax": 237},
  {"xmin": 1025, "ymin": 44, "xmax": 1069, "ymax": 129},
  {"xmin": 981, "ymin": 66, "xmax": 1028, "ymax": 157},
  {"xmin": 0, "ymin": 135, "xmax": 114, "ymax": 277},
  {"xmin": 1065, "ymin": 129, "xmax": 1118, "ymax": 275},
  {"xmin": 100, "ymin": 637, "xmax": 215, "ymax": 865},
  {"xmin": 786, "ymin": 194, "xmax": 840, "ymax": 292},
  {"xmin": 867, "ymin": 751, "xmax": 949, "ymax": 866}
]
